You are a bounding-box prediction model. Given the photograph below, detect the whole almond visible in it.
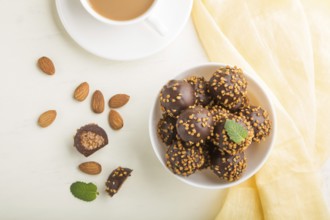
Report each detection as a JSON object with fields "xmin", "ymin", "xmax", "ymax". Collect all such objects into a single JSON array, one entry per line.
[
  {"xmin": 37, "ymin": 56, "xmax": 55, "ymax": 75},
  {"xmin": 78, "ymin": 161, "xmax": 102, "ymax": 175},
  {"xmin": 109, "ymin": 94, "xmax": 130, "ymax": 108},
  {"xmin": 109, "ymin": 110, "xmax": 123, "ymax": 130},
  {"xmin": 38, "ymin": 110, "xmax": 57, "ymax": 128},
  {"xmin": 74, "ymin": 82, "xmax": 89, "ymax": 101},
  {"xmin": 91, "ymin": 90, "xmax": 105, "ymax": 113}
]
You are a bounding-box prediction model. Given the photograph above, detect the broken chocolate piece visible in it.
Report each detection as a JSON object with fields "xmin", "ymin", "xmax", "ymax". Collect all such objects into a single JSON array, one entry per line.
[
  {"xmin": 74, "ymin": 124, "xmax": 108, "ymax": 157},
  {"xmin": 105, "ymin": 167, "xmax": 132, "ymax": 197}
]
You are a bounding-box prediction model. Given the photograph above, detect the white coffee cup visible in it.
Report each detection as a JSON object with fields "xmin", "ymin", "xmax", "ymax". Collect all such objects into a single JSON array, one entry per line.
[{"xmin": 80, "ymin": 0, "xmax": 167, "ymax": 36}]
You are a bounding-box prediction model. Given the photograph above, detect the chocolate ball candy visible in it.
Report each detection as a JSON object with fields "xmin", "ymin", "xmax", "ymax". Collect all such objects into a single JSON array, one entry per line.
[
  {"xmin": 198, "ymin": 141, "xmax": 217, "ymax": 170},
  {"xmin": 165, "ymin": 140, "xmax": 204, "ymax": 176},
  {"xmin": 208, "ymin": 105, "xmax": 229, "ymax": 123},
  {"xmin": 231, "ymin": 95, "xmax": 249, "ymax": 112},
  {"xmin": 240, "ymin": 105, "xmax": 271, "ymax": 143},
  {"xmin": 74, "ymin": 124, "xmax": 108, "ymax": 157},
  {"xmin": 209, "ymin": 66, "xmax": 248, "ymax": 112},
  {"xmin": 157, "ymin": 114, "xmax": 177, "ymax": 146},
  {"xmin": 211, "ymin": 149, "xmax": 247, "ymax": 182},
  {"xmin": 186, "ymin": 76, "xmax": 212, "ymax": 106},
  {"xmin": 212, "ymin": 114, "xmax": 254, "ymax": 155},
  {"xmin": 159, "ymin": 80, "xmax": 195, "ymax": 117},
  {"xmin": 176, "ymin": 106, "xmax": 213, "ymax": 145}
]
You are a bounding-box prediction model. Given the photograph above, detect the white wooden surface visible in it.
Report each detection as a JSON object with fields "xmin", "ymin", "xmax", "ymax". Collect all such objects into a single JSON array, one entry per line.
[{"xmin": 0, "ymin": 1, "xmax": 328, "ymax": 219}]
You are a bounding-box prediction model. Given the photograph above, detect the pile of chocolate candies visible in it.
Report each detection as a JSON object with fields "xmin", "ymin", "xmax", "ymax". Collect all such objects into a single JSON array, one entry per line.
[{"xmin": 157, "ymin": 66, "xmax": 272, "ymax": 182}]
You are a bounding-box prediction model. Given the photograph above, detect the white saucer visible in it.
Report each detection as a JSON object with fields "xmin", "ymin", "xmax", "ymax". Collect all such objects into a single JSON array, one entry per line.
[{"xmin": 55, "ymin": 0, "xmax": 193, "ymax": 61}]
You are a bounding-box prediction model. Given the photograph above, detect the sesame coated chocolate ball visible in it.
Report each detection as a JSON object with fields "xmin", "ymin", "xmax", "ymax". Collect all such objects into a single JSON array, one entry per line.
[
  {"xmin": 231, "ymin": 95, "xmax": 249, "ymax": 112},
  {"xmin": 186, "ymin": 76, "xmax": 212, "ymax": 106},
  {"xmin": 212, "ymin": 114, "xmax": 254, "ymax": 155},
  {"xmin": 209, "ymin": 66, "xmax": 247, "ymax": 112},
  {"xmin": 208, "ymin": 105, "xmax": 229, "ymax": 123},
  {"xmin": 176, "ymin": 106, "xmax": 213, "ymax": 145},
  {"xmin": 160, "ymin": 80, "xmax": 195, "ymax": 117},
  {"xmin": 198, "ymin": 141, "xmax": 217, "ymax": 170},
  {"xmin": 157, "ymin": 115, "xmax": 177, "ymax": 146},
  {"xmin": 211, "ymin": 149, "xmax": 247, "ymax": 182},
  {"xmin": 240, "ymin": 105, "xmax": 271, "ymax": 143},
  {"xmin": 165, "ymin": 140, "xmax": 205, "ymax": 176}
]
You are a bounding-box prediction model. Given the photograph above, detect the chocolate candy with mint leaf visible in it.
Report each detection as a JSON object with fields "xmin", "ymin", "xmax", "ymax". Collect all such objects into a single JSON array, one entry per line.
[{"xmin": 212, "ymin": 115, "xmax": 254, "ymax": 155}]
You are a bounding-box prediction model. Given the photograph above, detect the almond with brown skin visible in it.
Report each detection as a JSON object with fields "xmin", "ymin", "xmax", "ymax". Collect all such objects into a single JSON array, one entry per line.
[
  {"xmin": 109, "ymin": 110, "xmax": 123, "ymax": 130},
  {"xmin": 91, "ymin": 90, "xmax": 105, "ymax": 113},
  {"xmin": 78, "ymin": 161, "xmax": 102, "ymax": 175},
  {"xmin": 109, "ymin": 94, "xmax": 130, "ymax": 108},
  {"xmin": 74, "ymin": 82, "xmax": 89, "ymax": 101},
  {"xmin": 37, "ymin": 56, "xmax": 55, "ymax": 75},
  {"xmin": 38, "ymin": 110, "xmax": 57, "ymax": 128}
]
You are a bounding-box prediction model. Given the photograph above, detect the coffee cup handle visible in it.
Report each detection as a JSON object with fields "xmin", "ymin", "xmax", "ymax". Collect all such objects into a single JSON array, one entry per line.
[{"xmin": 145, "ymin": 14, "xmax": 167, "ymax": 36}]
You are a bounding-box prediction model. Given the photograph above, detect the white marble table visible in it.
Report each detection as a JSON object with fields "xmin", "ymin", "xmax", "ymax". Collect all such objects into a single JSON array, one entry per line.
[{"xmin": 0, "ymin": 1, "xmax": 328, "ymax": 219}]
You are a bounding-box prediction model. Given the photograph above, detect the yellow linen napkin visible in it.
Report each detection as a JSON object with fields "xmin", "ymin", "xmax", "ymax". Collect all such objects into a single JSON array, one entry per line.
[{"xmin": 192, "ymin": 0, "xmax": 330, "ymax": 219}]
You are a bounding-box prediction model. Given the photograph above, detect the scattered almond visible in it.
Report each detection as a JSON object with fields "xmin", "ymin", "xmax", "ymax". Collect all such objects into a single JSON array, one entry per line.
[
  {"xmin": 91, "ymin": 90, "xmax": 105, "ymax": 113},
  {"xmin": 37, "ymin": 56, "xmax": 55, "ymax": 75},
  {"xmin": 78, "ymin": 161, "xmax": 102, "ymax": 175},
  {"xmin": 74, "ymin": 82, "xmax": 89, "ymax": 101},
  {"xmin": 109, "ymin": 110, "xmax": 123, "ymax": 130},
  {"xmin": 109, "ymin": 94, "xmax": 130, "ymax": 108},
  {"xmin": 38, "ymin": 110, "xmax": 57, "ymax": 128}
]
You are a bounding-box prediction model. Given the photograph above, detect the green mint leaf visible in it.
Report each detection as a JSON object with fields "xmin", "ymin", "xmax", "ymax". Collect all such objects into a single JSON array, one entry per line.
[
  {"xmin": 70, "ymin": 181, "xmax": 99, "ymax": 202},
  {"xmin": 224, "ymin": 119, "xmax": 248, "ymax": 144}
]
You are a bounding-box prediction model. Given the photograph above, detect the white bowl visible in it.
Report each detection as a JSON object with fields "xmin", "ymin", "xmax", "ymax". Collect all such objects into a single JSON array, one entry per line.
[{"xmin": 149, "ymin": 63, "xmax": 276, "ymax": 189}]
